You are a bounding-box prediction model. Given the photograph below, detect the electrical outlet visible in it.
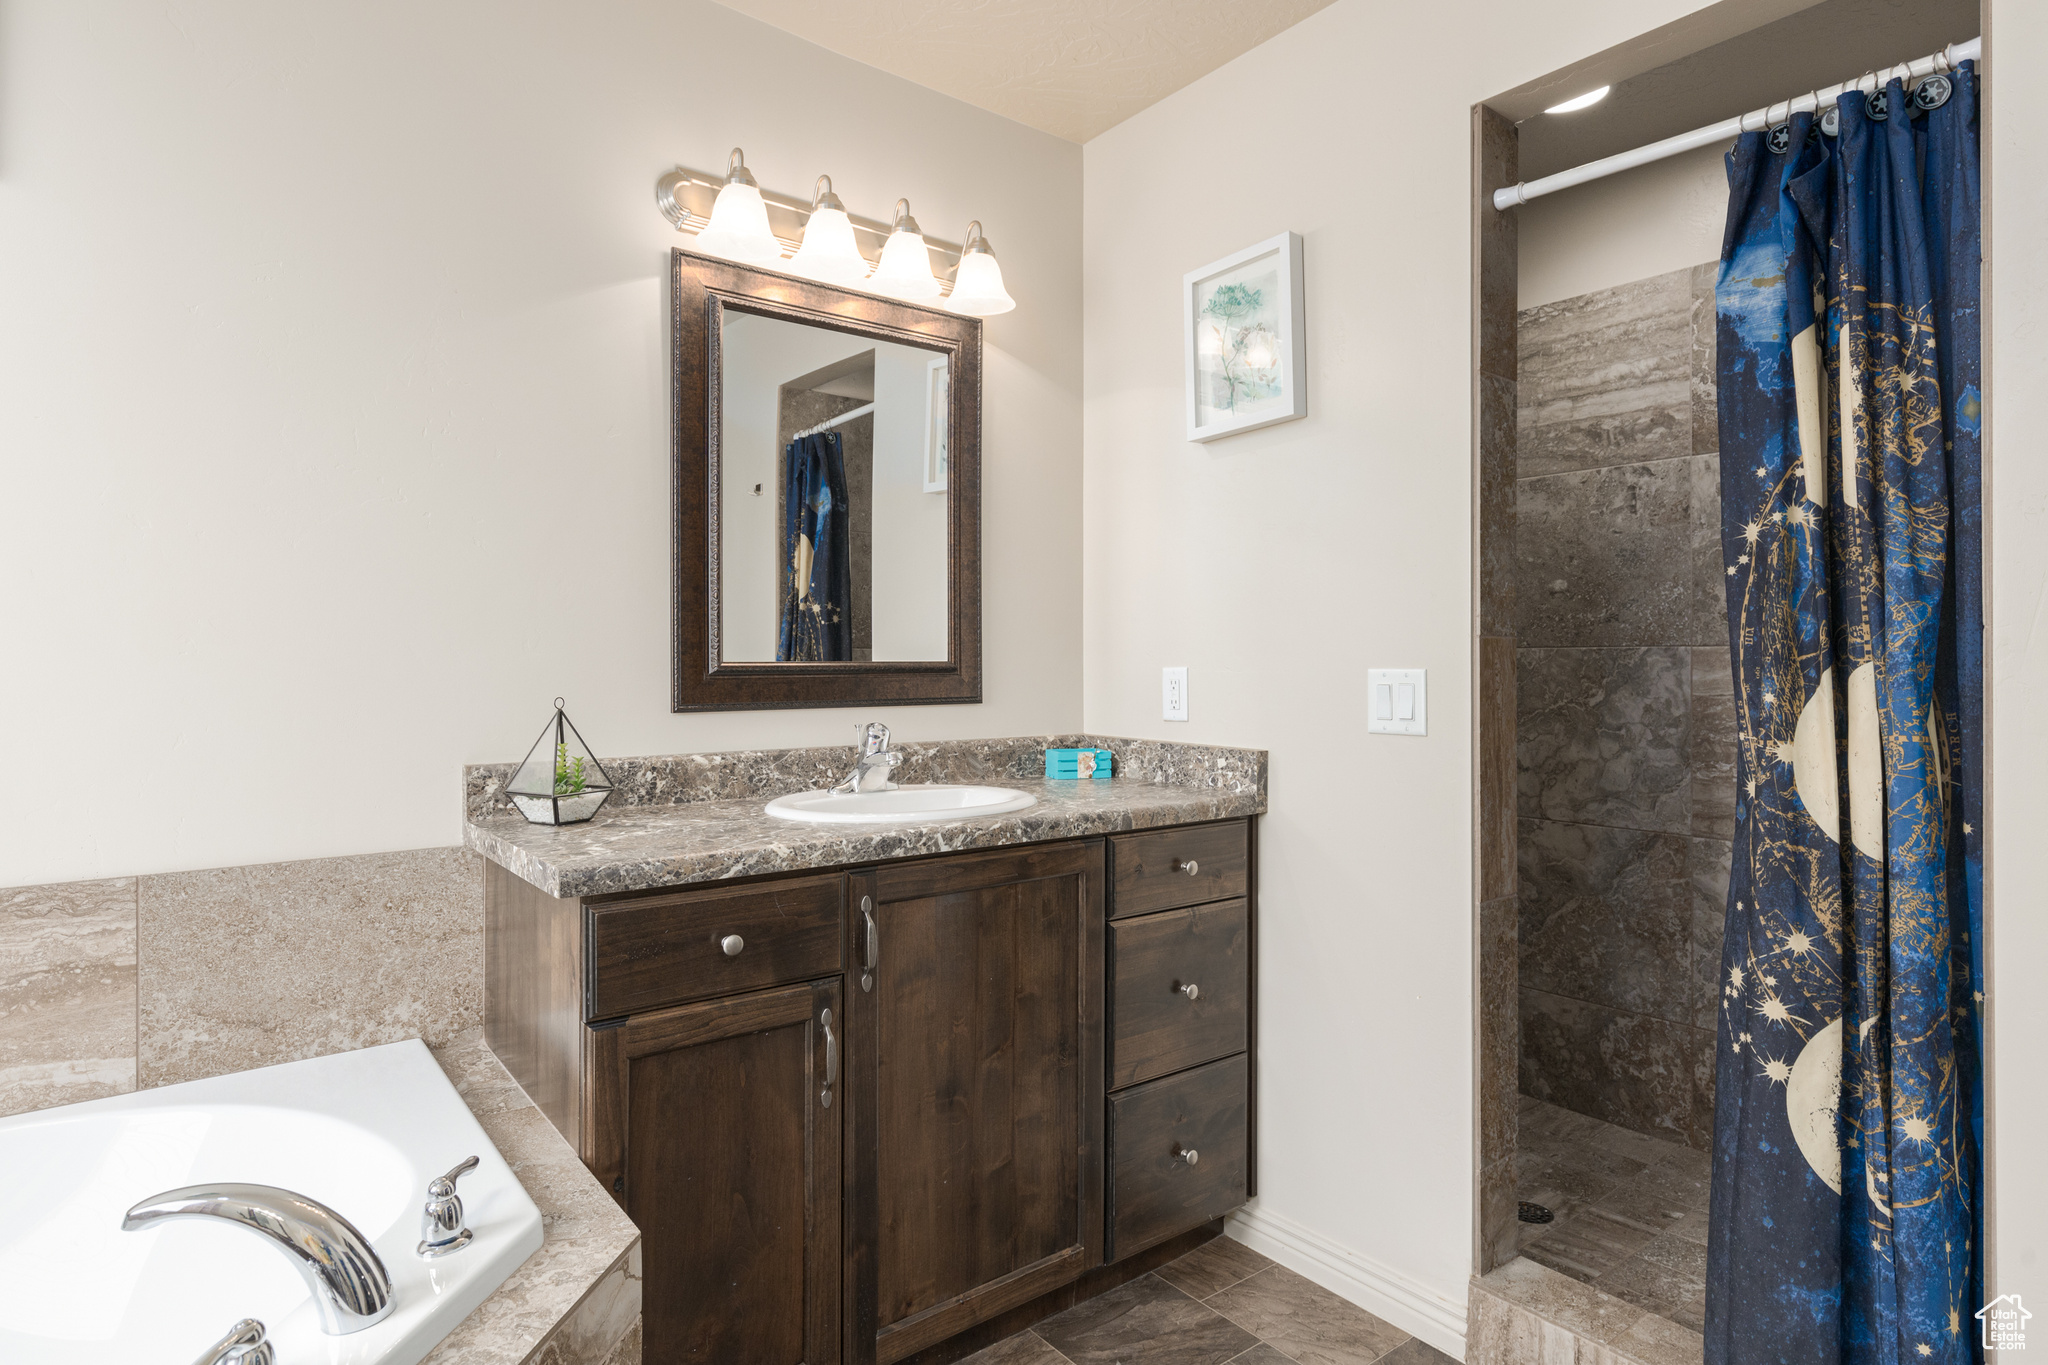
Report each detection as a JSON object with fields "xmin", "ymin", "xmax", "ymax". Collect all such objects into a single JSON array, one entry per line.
[{"xmin": 1162, "ymin": 667, "xmax": 1188, "ymax": 722}]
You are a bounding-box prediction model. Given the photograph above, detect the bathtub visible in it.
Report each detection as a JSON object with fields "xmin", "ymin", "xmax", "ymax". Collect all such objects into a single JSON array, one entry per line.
[{"xmin": 0, "ymin": 1039, "xmax": 544, "ymax": 1364}]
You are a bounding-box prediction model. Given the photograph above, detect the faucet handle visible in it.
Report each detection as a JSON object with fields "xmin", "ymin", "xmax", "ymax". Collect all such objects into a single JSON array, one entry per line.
[
  {"xmin": 858, "ymin": 721, "xmax": 892, "ymax": 754},
  {"xmin": 418, "ymin": 1155, "xmax": 480, "ymax": 1258},
  {"xmin": 192, "ymin": 1319, "xmax": 273, "ymax": 1365}
]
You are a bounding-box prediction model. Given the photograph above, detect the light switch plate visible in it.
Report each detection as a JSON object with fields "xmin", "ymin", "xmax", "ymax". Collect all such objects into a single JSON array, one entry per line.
[
  {"xmin": 1162, "ymin": 667, "xmax": 1188, "ymax": 722},
  {"xmin": 1366, "ymin": 668, "xmax": 1426, "ymax": 735}
]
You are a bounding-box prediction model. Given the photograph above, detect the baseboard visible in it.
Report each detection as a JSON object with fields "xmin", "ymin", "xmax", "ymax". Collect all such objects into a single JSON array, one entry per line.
[{"xmin": 1226, "ymin": 1203, "xmax": 1469, "ymax": 1360}]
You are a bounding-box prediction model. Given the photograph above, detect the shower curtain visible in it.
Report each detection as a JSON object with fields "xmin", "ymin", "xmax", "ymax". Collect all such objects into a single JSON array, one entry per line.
[
  {"xmin": 1708, "ymin": 66, "xmax": 1981, "ymax": 1365},
  {"xmin": 777, "ymin": 431, "xmax": 852, "ymax": 662}
]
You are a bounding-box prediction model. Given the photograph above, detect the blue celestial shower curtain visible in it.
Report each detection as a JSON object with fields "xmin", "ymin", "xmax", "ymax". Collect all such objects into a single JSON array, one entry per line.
[
  {"xmin": 777, "ymin": 431, "xmax": 852, "ymax": 662},
  {"xmin": 1707, "ymin": 65, "xmax": 1982, "ymax": 1365}
]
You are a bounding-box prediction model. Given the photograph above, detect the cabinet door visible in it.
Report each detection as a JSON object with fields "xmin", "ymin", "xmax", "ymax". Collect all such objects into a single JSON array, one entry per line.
[
  {"xmin": 849, "ymin": 841, "xmax": 1105, "ymax": 1365},
  {"xmin": 588, "ymin": 979, "xmax": 842, "ymax": 1365}
]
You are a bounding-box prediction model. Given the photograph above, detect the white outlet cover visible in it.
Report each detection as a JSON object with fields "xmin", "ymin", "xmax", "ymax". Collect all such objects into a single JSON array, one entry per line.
[
  {"xmin": 1162, "ymin": 666, "xmax": 1188, "ymax": 722},
  {"xmin": 1367, "ymin": 668, "xmax": 1426, "ymax": 735}
]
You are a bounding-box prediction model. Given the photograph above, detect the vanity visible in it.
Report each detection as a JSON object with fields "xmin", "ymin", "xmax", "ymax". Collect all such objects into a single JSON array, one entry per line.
[
  {"xmin": 467, "ymin": 737, "xmax": 1263, "ymax": 1365},
  {"xmin": 462, "ymin": 246, "xmax": 1263, "ymax": 1364}
]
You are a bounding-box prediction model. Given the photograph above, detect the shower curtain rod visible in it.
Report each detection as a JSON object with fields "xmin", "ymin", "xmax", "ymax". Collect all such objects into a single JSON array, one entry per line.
[
  {"xmin": 1492, "ymin": 36, "xmax": 1980, "ymax": 210},
  {"xmin": 792, "ymin": 402, "xmax": 876, "ymax": 440}
]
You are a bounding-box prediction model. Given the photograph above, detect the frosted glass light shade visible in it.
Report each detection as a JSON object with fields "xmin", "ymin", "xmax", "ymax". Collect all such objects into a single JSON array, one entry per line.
[
  {"xmin": 695, "ymin": 181, "xmax": 781, "ymax": 264},
  {"xmin": 789, "ymin": 207, "xmax": 868, "ymax": 283},
  {"xmin": 871, "ymin": 230, "xmax": 940, "ymax": 300},
  {"xmin": 948, "ymin": 250, "xmax": 1015, "ymax": 316}
]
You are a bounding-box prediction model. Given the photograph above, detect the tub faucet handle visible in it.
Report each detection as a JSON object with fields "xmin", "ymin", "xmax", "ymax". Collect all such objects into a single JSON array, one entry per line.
[
  {"xmin": 192, "ymin": 1319, "xmax": 273, "ymax": 1365},
  {"xmin": 418, "ymin": 1155, "xmax": 480, "ymax": 1258}
]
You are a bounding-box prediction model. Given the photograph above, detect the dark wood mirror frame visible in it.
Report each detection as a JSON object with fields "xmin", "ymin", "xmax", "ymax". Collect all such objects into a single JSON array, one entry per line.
[{"xmin": 670, "ymin": 248, "xmax": 982, "ymax": 712}]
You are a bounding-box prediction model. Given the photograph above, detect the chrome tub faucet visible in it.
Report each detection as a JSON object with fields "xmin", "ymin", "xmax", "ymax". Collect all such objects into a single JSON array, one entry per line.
[
  {"xmin": 122, "ymin": 1184, "xmax": 396, "ymax": 1335},
  {"xmin": 189, "ymin": 1319, "xmax": 273, "ymax": 1365},
  {"xmin": 833, "ymin": 721, "xmax": 902, "ymax": 794}
]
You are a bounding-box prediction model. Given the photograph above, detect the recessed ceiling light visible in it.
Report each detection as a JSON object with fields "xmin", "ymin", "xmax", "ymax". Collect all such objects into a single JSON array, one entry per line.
[{"xmin": 1545, "ymin": 86, "xmax": 1611, "ymax": 114}]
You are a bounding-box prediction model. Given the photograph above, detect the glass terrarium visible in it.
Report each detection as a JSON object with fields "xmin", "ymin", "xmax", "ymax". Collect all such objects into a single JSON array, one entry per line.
[{"xmin": 506, "ymin": 700, "xmax": 615, "ymax": 825}]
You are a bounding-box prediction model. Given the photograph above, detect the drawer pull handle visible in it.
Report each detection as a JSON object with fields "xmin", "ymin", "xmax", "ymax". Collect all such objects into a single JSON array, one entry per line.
[
  {"xmin": 1177, "ymin": 859, "xmax": 1200, "ymax": 876},
  {"xmin": 1175, "ymin": 1146, "xmax": 1200, "ymax": 1166},
  {"xmin": 720, "ymin": 934, "xmax": 745, "ymax": 957},
  {"xmin": 1178, "ymin": 982, "xmax": 1200, "ymax": 1001},
  {"xmin": 821, "ymin": 1007, "xmax": 837, "ymax": 1108}
]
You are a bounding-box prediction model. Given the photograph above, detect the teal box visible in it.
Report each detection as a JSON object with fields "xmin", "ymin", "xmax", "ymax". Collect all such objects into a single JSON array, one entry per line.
[{"xmin": 1045, "ymin": 747, "xmax": 1113, "ymax": 779}]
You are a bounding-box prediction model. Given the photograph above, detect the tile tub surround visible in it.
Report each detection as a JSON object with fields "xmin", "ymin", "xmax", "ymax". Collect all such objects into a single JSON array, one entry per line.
[
  {"xmin": 1514, "ymin": 263, "xmax": 1730, "ymax": 1150},
  {"xmin": 465, "ymin": 736, "xmax": 1268, "ymax": 899},
  {"xmin": 139, "ymin": 846, "xmax": 485, "ymax": 1088},
  {"xmin": 1, "ymin": 846, "xmax": 484, "ymax": 1120},
  {"xmin": 426, "ymin": 1027, "xmax": 642, "ymax": 1365},
  {"xmin": 0, "ymin": 877, "xmax": 138, "ymax": 1117},
  {"xmin": 961, "ymin": 1236, "xmax": 1458, "ymax": 1365}
]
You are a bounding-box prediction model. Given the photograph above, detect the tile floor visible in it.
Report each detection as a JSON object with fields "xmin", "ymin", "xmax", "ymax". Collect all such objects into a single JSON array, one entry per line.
[
  {"xmin": 1514, "ymin": 1094, "xmax": 1711, "ymax": 1332},
  {"xmin": 960, "ymin": 1235, "xmax": 1456, "ymax": 1365}
]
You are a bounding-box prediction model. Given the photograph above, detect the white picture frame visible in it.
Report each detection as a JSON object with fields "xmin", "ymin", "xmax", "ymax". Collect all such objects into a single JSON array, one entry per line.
[
  {"xmin": 923, "ymin": 354, "xmax": 949, "ymax": 492},
  {"xmin": 1183, "ymin": 231, "xmax": 1306, "ymax": 443}
]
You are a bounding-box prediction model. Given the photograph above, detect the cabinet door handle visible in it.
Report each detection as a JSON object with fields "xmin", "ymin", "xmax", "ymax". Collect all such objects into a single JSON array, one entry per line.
[
  {"xmin": 1177, "ymin": 859, "xmax": 1200, "ymax": 876},
  {"xmin": 862, "ymin": 898, "xmax": 878, "ymax": 970},
  {"xmin": 1178, "ymin": 982, "xmax": 1200, "ymax": 1001},
  {"xmin": 720, "ymin": 934, "xmax": 745, "ymax": 957},
  {"xmin": 1175, "ymin": 1146, "xmax": 1200, "ymax": 1166},
  {"xmin": 822, "ymin": 1008, "xmax": 838, "ymax": 1086}
]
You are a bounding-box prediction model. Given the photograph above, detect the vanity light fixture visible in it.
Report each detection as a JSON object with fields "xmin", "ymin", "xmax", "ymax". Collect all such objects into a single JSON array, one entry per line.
[
  {"xmin": 1544, "ymin": 85, "xmax": 1611, "ymax": 114},
  {"xmin": 655, "ymin": 156, "xmax": 1013, "ymax": 311},
  {"xmin": 869, "ymin": 199, "xmax": 943, "ymax": 302},
  {"xmin": 692, "ymin": 148, "xmax": 781, "ymax": 264},
  {"xmin": 787, "ymin": 176, "xmax": 869, "ymax": 284},
  {"xmin": 945, "ymin": 222, "xmax": 1016, "ymax": 317}
]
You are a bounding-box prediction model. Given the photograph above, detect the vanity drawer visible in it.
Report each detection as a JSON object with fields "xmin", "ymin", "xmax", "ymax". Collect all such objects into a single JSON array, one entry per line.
[
  {"xmin": 1109, "ymin": 899, "xmax": 1248, "ymax": 1088},
  {"xmin": 1107, "ymin": 1053, "xmax": 1249, "ymax": 1260},
  {"xmin": 1109, "ymin": 822, "xmax": 1248, "ymax": 919},
  {"xmin": 587, "ymin": 875, "xmax": 844, "ymax": 1019}
]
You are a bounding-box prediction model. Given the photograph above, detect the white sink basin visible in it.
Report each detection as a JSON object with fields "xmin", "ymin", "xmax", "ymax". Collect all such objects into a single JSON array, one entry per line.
[{"xmin": 764, "ymin": 784, "xmax": 1037, "ymax": 824}]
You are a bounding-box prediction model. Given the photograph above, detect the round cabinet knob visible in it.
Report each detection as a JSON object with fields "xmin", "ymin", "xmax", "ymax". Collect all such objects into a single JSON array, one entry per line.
[
  {"xmin": 1179, "ymin": 982, "xmax": 1201, "ymax": 1001},
  {"xmin": 720, "ymin": 934, "xmax": 745, "ymax": 957},
  {"xmin": 1177, "ymin": 859, "xmax": 1200, "ymax": 876},
  {"xmin": 1176, "ymin": 1146, "xmax": 1200, "ymax": 1166}
]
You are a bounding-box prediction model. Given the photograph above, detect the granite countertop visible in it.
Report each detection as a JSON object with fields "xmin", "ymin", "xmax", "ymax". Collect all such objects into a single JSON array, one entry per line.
[
  {"xmin": 463, "ymin": 735, "xmax": 1268, "ymax": 900},
  {"xmin": 424, "ymin": 1029, "xmax": 641, "ymax": 1365}
]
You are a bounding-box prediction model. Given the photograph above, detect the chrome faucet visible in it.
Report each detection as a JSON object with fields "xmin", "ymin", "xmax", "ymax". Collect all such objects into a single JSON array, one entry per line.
[
  {"xmin": 833, "ymin": 721, "xmax": 902, "ymax": 794},
  {"xmin": 418, "ymin": 1155, "xmax": 480, "ymax": 1257},
  {"xmin": 122, "ymin": 1184, "xmax": 396, "ymax": 1335},
  {"xmin": 189, "ymin": 1319, "xmax": 274, "ymax": 1365}
]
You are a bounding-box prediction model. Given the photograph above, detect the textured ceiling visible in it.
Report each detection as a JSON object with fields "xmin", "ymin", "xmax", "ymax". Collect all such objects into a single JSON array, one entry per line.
[{"xmin": 711, "ymin": 0, "xmax": 1342, "ymax": 143}]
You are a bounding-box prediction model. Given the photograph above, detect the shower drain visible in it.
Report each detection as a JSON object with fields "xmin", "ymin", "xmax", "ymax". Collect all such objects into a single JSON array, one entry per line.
[{"xmin": 1518, "ymin": 1201, "xmax": 1556, "ymax": 1224}]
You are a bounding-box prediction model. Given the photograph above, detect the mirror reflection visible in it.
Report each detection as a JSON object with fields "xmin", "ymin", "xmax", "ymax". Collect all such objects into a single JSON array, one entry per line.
[{"xmin": 719, "ymin": 311, "xmax": 950, "ymax": 663}]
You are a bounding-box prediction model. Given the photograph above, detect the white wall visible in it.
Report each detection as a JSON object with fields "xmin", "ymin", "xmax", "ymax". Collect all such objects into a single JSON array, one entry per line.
[
  {"xmin": 0, "ymin": 0, "xmax": 1081, "ymax": 886},
  {"xmin": 868, "ymin": 347, "xmax": 950, "ymax": 662},
  {"xmin": 1983, "ymin": 0, "xmax": 2044, "ymax": 1311},
  {"xmin": 1519, "ymin": 143, "xmax": 1731, "ymax": 308}
]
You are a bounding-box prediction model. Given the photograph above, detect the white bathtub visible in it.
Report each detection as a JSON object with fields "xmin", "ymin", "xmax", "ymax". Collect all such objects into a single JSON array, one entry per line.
[{"xmin": 0, "ymin": 1039, "xmax": 543, "ymax": 1365}]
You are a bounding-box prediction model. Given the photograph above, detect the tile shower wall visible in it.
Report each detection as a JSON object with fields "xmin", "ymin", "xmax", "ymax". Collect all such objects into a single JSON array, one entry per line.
[{"xmin": 1514, "ymin": 263, "xmax": 1732, "ymax": 1150}]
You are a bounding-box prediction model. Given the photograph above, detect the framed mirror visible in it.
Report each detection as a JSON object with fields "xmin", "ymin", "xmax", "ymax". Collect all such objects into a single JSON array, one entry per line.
[{"xmin": 671, "ymin": 248, "xmax": 981, "ymax": 710}]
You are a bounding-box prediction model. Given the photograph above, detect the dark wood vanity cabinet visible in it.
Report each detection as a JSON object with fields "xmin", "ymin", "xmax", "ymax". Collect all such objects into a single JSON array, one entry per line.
[
  {"xmin": 850, "ymin": 842, "xmax": 1104, "ymax": 1365},
  {"xmin": 483, "ymin": 818, "xmax": 1255, "ymax": 1365}
]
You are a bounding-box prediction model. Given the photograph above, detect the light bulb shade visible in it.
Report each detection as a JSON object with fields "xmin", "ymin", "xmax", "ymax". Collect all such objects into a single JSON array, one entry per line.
[
  {"xmin": 789, "ymin": 207, "xmax": 868, "ymax": 283},
  {"xmin": 948, "ymin": 250, "xmax": 1015, "ymax": 316},
  {"xmin": 871, "ymin": 229, "xmax": 941, "ymax": 300},
  {"xmin": 695, "ymin": 181, "xmax": 781, "ymax": 264}
]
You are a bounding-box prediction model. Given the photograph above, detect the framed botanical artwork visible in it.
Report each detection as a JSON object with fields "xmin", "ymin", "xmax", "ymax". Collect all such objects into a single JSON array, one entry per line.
[
  {"xmin": 1183, "ymin": 231, "xmax": 1306, "ymax": 442},
  {"xmin": 923, "ymin": 353, "xmax": 949, "ymax": 492}
]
